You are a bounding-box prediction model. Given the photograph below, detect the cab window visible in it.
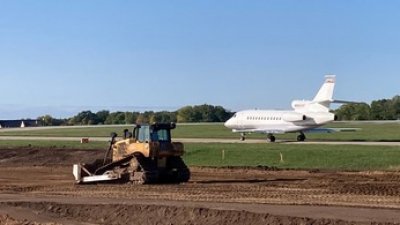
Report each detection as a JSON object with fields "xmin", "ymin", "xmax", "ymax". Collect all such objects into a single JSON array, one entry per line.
[
  {"xmin": 150, "ymin": 128, "xmax": 171, "ymax": 142},
  {"xmin": 137, "ymin": 126, "xmax": 150, "ymax": 142}
]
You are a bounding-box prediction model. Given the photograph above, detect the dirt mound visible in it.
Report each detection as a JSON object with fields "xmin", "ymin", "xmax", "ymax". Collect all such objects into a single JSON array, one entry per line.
[
  {"xmin": 1, "ymin": 202, "xmax": 361, "ymax": 225},
  {"xmin": 0, "ymin": 148, "xmax": 103, "ymax": 166}
]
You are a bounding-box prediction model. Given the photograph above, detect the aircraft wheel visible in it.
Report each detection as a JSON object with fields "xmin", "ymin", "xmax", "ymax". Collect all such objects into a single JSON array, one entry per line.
[
  {"xmin": 268, "ymin": 135, "xmax": 276, "ymax": 142},
  {"xmin": 240, "ymin": 133, "xmax": 246, "ymax": 141},
  {"xmin": 297, "ymin": 134, "xmax": 306, "ymax": 142}
]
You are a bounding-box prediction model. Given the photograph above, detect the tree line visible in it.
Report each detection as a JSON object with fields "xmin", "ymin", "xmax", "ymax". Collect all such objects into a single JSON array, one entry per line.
[
  {"xmin": 38, "ymin": 104, "xmax": 234, "ymax": 126},
  {"xmin": 36, "ymin": 96, "xmax": 400, "ymax": 126},
  {"xmin": 334, "ymin": 95, "xmax": 400, "ymax": 120}
]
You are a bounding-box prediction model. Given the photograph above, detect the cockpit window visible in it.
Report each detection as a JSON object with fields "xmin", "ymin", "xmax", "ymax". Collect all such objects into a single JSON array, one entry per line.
[{"xmin": 233, "ymin": 113, "xmax": 237, "ymax": 118}]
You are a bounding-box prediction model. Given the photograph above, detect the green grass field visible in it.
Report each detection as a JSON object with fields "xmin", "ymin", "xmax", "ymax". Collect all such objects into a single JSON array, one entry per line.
[
  {"xmin": 0, "ymin": 140, "xmax": 107, "ymax": 149},
  {"xmin": 0, "ymin": 122, "xmax": 399, "ymax": 141},
  {"xmin": 0, "ymin": 122, "xmax": 399, "ymax": 171},
  {"xmin": 0, "ymin": 126, "xmax": 132, "ymax": 138},
  {"xmin": 183, "ymin": 143, "xmax": 400, "ymax": 171},
  {"xmin": 1, "ymin": 139, "xmax": 400, "ymax": 171}
]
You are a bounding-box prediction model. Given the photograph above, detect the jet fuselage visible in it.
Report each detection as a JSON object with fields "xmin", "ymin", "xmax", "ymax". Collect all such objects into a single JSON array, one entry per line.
[{"xmin": 224, "ymin": 110, "xmax": 335, "ymax": 134}]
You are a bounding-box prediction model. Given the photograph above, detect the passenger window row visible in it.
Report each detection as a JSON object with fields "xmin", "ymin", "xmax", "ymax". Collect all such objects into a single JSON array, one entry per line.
[{"xmin": 246, "ymin": 116, "xmax": 281, "ymax": 120}]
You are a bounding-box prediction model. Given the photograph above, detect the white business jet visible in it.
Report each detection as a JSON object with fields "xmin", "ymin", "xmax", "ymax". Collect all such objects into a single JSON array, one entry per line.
[{"xmin": 224, "ymin": 75, "xmax": 358, "ymax": 142}]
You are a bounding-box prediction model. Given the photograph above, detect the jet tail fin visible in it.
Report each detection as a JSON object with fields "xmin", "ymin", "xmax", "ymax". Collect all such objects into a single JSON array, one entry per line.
[
  {"xmin": 312, "ymin": 75, "xmax": 336, "ymax": 102},
  {"xmin": 293, "ymin": 75, "xmax": 362, "ymax": 113},
  {"xmin": 292, "ymin": 75, "xmax": 336, "ymax": 112}
]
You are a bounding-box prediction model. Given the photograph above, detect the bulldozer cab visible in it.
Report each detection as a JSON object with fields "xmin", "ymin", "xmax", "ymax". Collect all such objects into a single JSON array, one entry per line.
[{"xmin": 133, "ymin": 123, "xmax": 175, "ymax": 143}]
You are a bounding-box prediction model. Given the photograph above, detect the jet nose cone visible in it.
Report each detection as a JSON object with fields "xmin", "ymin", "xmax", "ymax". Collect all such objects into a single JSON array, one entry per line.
[
  {"xmin": 224, "ymin": 120, "xmax": 229, "ymax": 128},
  {"xmin": 225, "ymin": 113, "xmax": 237, "ymax": 129},
  {"xmin": 224, "ymin": 118, "xmax": 233, "ymax": 128}
]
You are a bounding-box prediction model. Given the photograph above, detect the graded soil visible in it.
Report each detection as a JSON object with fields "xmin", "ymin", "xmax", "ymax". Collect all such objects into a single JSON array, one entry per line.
[{"xmin": 1, "ymin": 147, "xmax": 400, "ymax": 225}]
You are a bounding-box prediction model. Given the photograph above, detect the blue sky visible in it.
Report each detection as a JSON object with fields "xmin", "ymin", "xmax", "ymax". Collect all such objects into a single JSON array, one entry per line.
[{"xmin": 0, "ymin": 1, "xmax": 399, "ymax": 119}]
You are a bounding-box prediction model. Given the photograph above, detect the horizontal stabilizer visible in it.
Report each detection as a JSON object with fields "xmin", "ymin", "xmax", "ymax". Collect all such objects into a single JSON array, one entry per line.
[
  {"xmin": 312, "ymin": 99, "xmax": 364, "ymax": 105},
  {"xmin": 332, "ymin": 99, "xmax": 365, "ymax": 104}
]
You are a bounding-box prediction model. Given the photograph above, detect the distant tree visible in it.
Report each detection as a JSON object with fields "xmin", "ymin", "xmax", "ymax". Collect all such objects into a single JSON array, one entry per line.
[
  {"xmin": 334, "ymin": 103, "xmax": 371, "ymax": 120},
  {"xmin": 370, "ymin": 99, "xmax": 394, "ymax": 120},
  {"xmin": 37, "ymin": 115, "xmax": 54, "ymax": 126},
  {"xmin": 143, "ymin": 111, "xmax": 154, "ymax": 121},
  {"xmin": 391, "ymin": 95, "xmax": 400, "ymax": 120},
  {"xmin": 52, "ymin": 118, "xmax": 67, "ymax": 126},
  {"xmin": 177, "ymin": 106, "xmax": 194, "ymax": 122},
  {"xmin": 115, "ymin": 112, "xmax": 126, "ymax": 124},
  {"xmin": 152, "ymin": 111, "xmax": 177, "ymax": 123},
  {"xmin": 35, "ymin": 97, "xmax": 400, "ymax": 126},
  {"xmin": 104, "ymin": 112, "xmax": 126, "ymax": 124},
  {"xmin": 68, "ymin": 111, "xmax": 99, "ymax": 125},
  {"xmin": 96, "ymin": 110, "xmax": 110, "ymax": 124},
  {"xmin": 353, "ymin": 103, "xmax": 371, "ymax": 120},
  {"xmin": 214, "ymin": 105, "xmax": 234, "ymax": 122},
  {"xmin": 193, "ymin": 105, "xmax": 214, "ymax": 122},
  {"xmin": 133, "ymin": 111, "xmax": 154, "ymax": 124},
  {"xmin": 125, "ymin": 112, "xmax": 139, "ymax": 124},
  {"xmin": 177, "ymin": 104, "xmax": 233, "ymax": 122},
  {"xmin": 136, "ymin": 113, "xmax": 149, "ymax": 124},
  {"xmin": 370, "ymin": 100, "xmax": 384, "ymax": 120},
  {"xmin": 104, "ymin": 114, "xmax": 113, "ymax": 125}
]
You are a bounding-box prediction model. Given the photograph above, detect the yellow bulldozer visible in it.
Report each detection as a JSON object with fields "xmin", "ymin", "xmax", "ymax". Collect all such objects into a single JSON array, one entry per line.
[{"xmin": 73, "ymin": 123, "xmax": 190, "ymax": 184}]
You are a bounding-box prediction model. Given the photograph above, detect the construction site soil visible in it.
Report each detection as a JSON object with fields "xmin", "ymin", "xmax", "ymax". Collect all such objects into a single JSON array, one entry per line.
[{"xmin": 1, "ymin": 147, "xmax": 400, "ymax": 225}]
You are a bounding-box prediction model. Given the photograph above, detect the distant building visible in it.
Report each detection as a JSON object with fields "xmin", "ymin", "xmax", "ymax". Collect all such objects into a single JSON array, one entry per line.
[{"xmin": 0, "ymin": 120, "xmax": 40, "ymax": 128}]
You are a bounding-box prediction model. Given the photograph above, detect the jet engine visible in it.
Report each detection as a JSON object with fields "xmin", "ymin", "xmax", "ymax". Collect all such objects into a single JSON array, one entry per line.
[
  {"xmin": 291, "ymin": 100, "xmax": 312, "ymax": 110},
  {"xmin": 282, "ymin": 112, "xmax": 307, "ymax": 122}
]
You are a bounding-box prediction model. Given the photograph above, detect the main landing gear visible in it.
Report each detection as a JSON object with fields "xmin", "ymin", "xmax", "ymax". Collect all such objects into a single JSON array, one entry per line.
[
  {"xmin": 240, "ymin": 132, "xmax": 306, "ymax": 142},
  {"xmin": 266, "ymin": 132, "xmax": 305, "ymax": 142},
  {"xmin": 267, "ymin": 134, "xmax": 276, "ymax": 143},
  {"xmin": 297, "ymin": 132, "xmax": 306, "ymax": 142}
]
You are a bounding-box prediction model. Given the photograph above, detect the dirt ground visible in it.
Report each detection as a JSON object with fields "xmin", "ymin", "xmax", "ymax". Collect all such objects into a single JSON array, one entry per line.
[{"xmin": 1, "ymin": 147, "xmax": 400, "ymax": 225}]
